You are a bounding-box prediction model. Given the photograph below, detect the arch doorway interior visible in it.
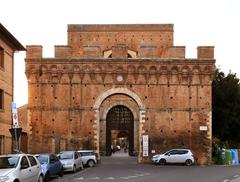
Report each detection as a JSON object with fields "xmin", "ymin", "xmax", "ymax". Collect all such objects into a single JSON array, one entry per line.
[{"xmin": 106, "ymin": 105, "xmax": 134, "ymax": 156}]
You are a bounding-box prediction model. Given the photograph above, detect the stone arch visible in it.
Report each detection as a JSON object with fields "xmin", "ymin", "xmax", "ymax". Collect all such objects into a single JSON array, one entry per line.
[
  {"xmin": 203, "ymin": 66, "xmax": 211, "ymax": 73},
  {"xmin": 94, "ymin": 87, "xmax": 145, "ymax": 110},
  {"xmin": 82, "ymin": 65, "xmax": 91, "ymax": 72},
  {"xmin": 101, "ymin": 100, "xmax": 139, "ymax": 121},
  {"xmin": 170, "ymin": 66, "xmax": 179, "ymax": 84},
  {"xmin": 127, "ymin": 65, "xmax": 136, "ymax": 72},
  {"xmin": 73, "ymin": 65, "xmax": 80, "ymax": 72},
  {"xmin": 93, "ymin": 88, "xmax": 145, "ymax": 161},
  {"xmin": 26, "ymin": 65, "xmax": 36, "ymax": 73},
  {"xmin": 99, "ymin": 95, "xmax": 140, "ymax": 156},
  {"xmin": 160, "ymin": 65, "xmax": 168, "ymax": 73},
  {"xmin": 171, "ymin": 66, "xmax": 179, "ymax": 74},
  {"xmin": 181, "ymin": 66, "xmax": 190, "ymax": 73},
  {"xmin": 192, "ymin": 66, "xmax": 201, "ymax": 74},
  {"xmin": 93, "ymin": 65, "xmax": 102, "ymax": 72},
  {"xmin": 137, "ymin": 65, "xmax": 147, "ymax": 73},
  {"xmin": 62, "ymin": 65, "xmax": 69, "ymax": 72},
  {"xmin": 39, "ymin": 65, "xmax": 48, "ymax": 73},
  {"xmin": 115, "ymin": 66, "xmax": 124, "ymax": 73},
  {"xmin": 26, "ymin": 65, "xmax": 37, "ymax": 83},
  {"xmin": 149, "ymin": 66, "xmax": 157, "ymax": 74}
]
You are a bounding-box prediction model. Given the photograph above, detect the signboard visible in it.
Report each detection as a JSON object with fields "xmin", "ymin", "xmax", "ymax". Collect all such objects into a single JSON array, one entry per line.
[
  {"xmin": 12, "ymin": 102, "xmax": 19, "ymax": 128},
  {"xmin": 142, "ymin": 135, "xmax": 149, "ymax": 157},
  {"xmin": 200, "ymin": 126, "xmax": 208, "ymax": 131}
]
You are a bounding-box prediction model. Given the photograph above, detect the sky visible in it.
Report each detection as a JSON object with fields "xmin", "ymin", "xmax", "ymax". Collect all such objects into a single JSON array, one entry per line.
[{"xmin": 1, "ymin": 0, "xmax": 240, "ymax": 107}]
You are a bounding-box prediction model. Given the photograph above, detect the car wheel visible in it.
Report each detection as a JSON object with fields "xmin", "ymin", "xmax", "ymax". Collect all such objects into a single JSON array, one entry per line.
[
  {"xmin": 87, "ymin": 160, "xmax": 95, "ymax": 167},
  {"xmin": 185, "ymin": 159, "xmax": 193, "ymax": 166},
  {"xmin": 59, "ymin": 168, "xmax": 64, "ymax": 177},
  {"xmin": 38, "ymin": 175, "xmax": 44, "ymax": 182},
  {"xmin": 159, "ymin": 158, "xmax": 166, "ymax": 165},
  {"xmin": 73, "ymin": 165, "xmax": 77, "ymax": 173},
  {"xmin": 44, "ymin": 172, "xmax": 50, "ymax": 182}
]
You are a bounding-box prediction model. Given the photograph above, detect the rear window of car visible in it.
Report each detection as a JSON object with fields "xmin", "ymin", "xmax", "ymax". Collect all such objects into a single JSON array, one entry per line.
[
  {"xmin": 28, "ymin": 156, "xmax": 38, "ymax": 166},
  {"xmin": 38, "ymin": 155, "xmax": 49, "ymax": 164},
  {"xmin": 59, "ymin": 152, "xmax": 73, "ymax": 159}
]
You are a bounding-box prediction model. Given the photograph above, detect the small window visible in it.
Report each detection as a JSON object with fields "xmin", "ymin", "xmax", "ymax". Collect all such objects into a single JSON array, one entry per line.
[
  {"xmin": 27, "ymin": 155, "xmax": 37, "ymax": 166},
  {"xmin": 0, "ymin": 89, "xmax": 3, "ymax": 110},
  {"xmin": 20, "ymin": 156, "xmax": 30, "ymax": 168},
  {"xmin": 0, "ymin": 47, "xmax": 4, "ymax": 68},
  {"xmin": 74, "ymin": 152, "xmax": 78, "ymax": 159}
]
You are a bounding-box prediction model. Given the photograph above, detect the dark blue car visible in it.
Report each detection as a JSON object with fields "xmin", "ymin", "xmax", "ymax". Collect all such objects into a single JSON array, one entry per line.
[{"xmin": 37, "ymin": 153, "xmax": 64, "ymax": 182}]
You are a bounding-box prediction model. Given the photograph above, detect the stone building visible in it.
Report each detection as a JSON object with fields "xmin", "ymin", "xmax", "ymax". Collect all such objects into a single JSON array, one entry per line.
[
  {"xmin": 0, "ymin": 23, "xmax": 25, "ymax": 154},
  {"xmin": 25, "ymin": 24, "xmax": 215, "ymax": 164}
]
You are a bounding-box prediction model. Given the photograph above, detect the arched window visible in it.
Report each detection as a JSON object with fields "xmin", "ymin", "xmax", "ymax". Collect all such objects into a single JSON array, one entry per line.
[
  {"xmin": 0, "ymin": 47, "xmax": 4, "ymax": 68},
  {"xmin": 103, "ymin": 49, "xmax": 112, "ymax": 58},
  {"xmin": 127, "ymin": 50, "xmax": 137, "ymax": 58}
]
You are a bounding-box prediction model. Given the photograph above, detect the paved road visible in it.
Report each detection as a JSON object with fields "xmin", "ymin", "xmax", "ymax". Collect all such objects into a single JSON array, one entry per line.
[{"xmin": 53, "ymin": 151, "xmax": 240, "ymax": 182}]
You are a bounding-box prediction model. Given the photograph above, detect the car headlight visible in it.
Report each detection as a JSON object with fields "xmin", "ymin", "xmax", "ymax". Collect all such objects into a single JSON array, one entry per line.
[{"xmin": 0, "ymin": 176, "xmax": 10, "ymax": 182}]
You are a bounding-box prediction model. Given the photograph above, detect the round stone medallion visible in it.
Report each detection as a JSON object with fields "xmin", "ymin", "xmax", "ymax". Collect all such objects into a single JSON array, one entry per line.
[{"xmin": 116, "ymin": 75, "xmax": 123, "ymax": 82}]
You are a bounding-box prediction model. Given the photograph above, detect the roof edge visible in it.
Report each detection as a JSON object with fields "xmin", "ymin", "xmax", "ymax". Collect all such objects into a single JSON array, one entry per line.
[
  {"xmin": 68, "ymin": 24, "xmax": 174, "ymax": 32},
  {"xmin": 0, "ymin": 23, "xmax": 25, "ymax": 51}
]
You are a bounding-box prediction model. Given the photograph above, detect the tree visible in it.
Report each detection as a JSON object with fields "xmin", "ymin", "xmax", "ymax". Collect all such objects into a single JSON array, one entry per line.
[{"xmin": 212, "ymin": 69, "xmax": 240, "ymax": 147}]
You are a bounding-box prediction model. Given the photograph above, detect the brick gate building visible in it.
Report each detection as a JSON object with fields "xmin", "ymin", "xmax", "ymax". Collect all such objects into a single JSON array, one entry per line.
[{"xmin": 25, "ymin": 24, "xmax": 215, "ymax": 164}]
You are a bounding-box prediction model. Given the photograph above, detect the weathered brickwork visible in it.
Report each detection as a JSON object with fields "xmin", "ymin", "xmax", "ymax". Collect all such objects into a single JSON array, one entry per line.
[
  {"xmin": 0, "ymin": 24, "xmax": 25, "ymax": 154},
  {"xmin": 25, "ymin": 24, "xmax": 215, "ymax": 164}
]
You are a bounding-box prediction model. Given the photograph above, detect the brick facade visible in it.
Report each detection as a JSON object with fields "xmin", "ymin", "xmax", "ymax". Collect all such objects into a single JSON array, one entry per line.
[
  {"xmin": 0, "ymin": 24, "xmax": 25, "ymax": 154},
  {"xmin": 25, "ymin": 24, "xmax": 215, "ymax": 164}
]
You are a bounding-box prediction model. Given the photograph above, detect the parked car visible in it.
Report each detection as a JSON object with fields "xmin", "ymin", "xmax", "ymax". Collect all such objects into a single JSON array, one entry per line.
[
  {"xmin": 58, "ymin": 151, "xmax": 83, "ymax": 172},
  {"xmin": 78, "ymin": 150, "xmax": 97, "ymax": 167},
  {"xmin": 0, "ymin": 153, "xmax": 43, "ymax": 182},
  {"xmin": 152, "ymin": 149, "xmax": 194, "ymax": 166},
  {"xmin": 36, "ymin": 153, "xmax": 63, "ymax": 181}
]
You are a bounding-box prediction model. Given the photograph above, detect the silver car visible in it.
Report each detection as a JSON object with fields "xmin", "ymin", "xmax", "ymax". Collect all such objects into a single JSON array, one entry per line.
[
  {"xmin": 58, "ymin": 151, "xmax": 83, "ymax": 173},
  {"xmin": 152, "ymin": 149, "xmax": 194, "ymax": 166},
  {"xmin": 0, "ymin": 153, "xmax": 43, "ymax": 182},
  {"xmin": 78, "ymin": 150, "xmax": 97, "ymax": 167}
]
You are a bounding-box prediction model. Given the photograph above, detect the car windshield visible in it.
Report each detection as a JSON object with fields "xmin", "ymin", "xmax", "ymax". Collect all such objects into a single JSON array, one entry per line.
[
  {"xmin": 37, "ymin": 155, "xmax": 49, "ymax": 164},
  {"xmin": 0, "ymin": 156, "xmax": 19, "ymax": 169},
  {"xmin": 59, "ymin": 152, "xmax": 73, "ymax": 159}
]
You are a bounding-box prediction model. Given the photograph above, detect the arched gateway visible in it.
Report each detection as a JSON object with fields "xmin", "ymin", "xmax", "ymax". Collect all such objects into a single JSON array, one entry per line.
[
  {"xmin": 106, "ymin": 105, "xmax": 134, "ymax": 156},
  {"xmin": 93, "ymin": 88, "xmax": 145, "ymax": 161}
]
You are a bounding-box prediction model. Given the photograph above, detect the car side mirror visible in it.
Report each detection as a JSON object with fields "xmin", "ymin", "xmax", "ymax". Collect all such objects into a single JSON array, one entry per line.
[
  {"xmin": 168, "ymin": 154, "xmax": 171, "ymax": 156},
  {"xmin": 21, "ymin": 164, "xmax": 29, "ymax": 169}
]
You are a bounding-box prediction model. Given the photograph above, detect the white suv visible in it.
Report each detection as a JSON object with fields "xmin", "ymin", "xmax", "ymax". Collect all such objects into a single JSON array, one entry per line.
[
  {"xmin": 152, "ymin": 149, "xmax": 194, "ymax": 166},
  {"xmin": 78, "ymin": 150, "xmax": 97, "ymax": 167},
  {"xmin": 0, "ymin": 153, "xmax": 43, "ymax": 182}
]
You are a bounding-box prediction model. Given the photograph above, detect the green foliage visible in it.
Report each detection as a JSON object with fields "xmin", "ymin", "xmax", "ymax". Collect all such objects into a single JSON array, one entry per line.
[{"xmin": 212, "ymin": 68, "xmax": 240, "ymax": 148}]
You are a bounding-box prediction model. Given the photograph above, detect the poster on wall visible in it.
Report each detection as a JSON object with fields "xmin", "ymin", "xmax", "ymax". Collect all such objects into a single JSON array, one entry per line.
[{"xmin": 142, "ymin": 135, "xmax": 148, "ymax": 157}]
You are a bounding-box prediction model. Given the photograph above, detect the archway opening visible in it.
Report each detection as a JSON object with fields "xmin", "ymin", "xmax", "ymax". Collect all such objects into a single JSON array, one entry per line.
[{"xmin": 106, "ymin": 105, "xmax": 134, "ymax": 156}]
